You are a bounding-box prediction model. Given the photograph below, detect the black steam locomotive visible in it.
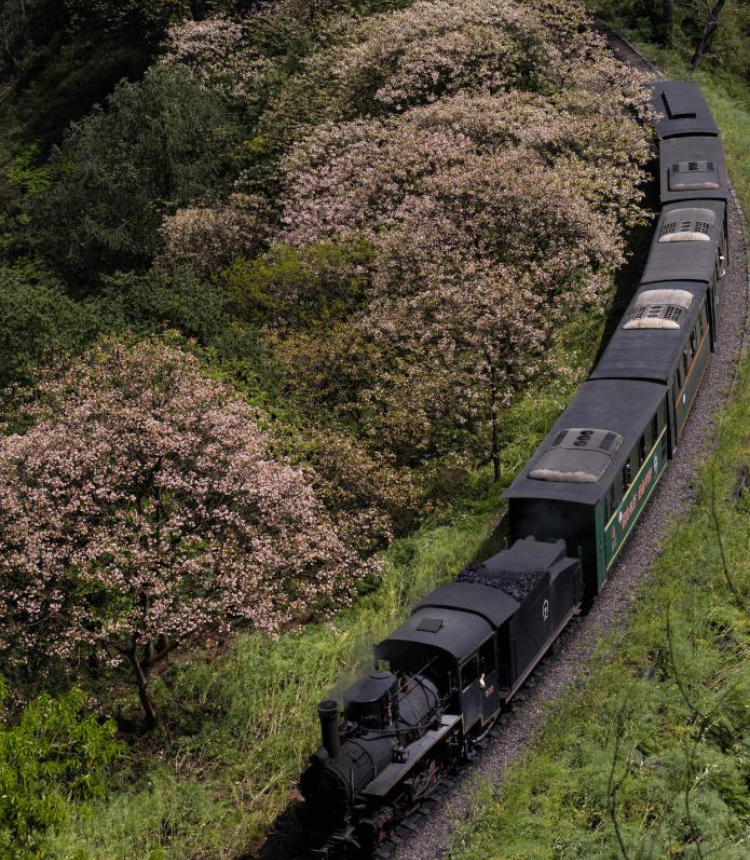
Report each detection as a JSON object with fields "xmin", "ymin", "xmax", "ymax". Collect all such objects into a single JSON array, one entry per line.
[{"xmin": 298, "ymin": 81, "xmax": 730, "ymax": 858}]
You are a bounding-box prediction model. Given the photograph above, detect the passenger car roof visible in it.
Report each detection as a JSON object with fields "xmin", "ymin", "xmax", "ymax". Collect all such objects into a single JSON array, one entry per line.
[
  {"xmin": 650, "ymin": 81, "xmax": 719, "ymax": 139},
  {"xmin": 641, "ymin": 201, "xmax": 725, "ymax": 286},
  {"xmin": 659, "ymin": 136, "xmax": 729, "ymax": 203},
  {"xmin": 503, "ymin": 379, "xmax": 667, "ymax": 505},
  {"xmin": 588, "ymin": 281, "xmax": 707, "ymax": 384}
]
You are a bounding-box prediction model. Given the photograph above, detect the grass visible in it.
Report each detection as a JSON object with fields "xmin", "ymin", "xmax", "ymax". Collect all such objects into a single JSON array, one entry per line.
[{"xmin": 448, "ymin": 35, "xmax": 750, "ymax": 860}]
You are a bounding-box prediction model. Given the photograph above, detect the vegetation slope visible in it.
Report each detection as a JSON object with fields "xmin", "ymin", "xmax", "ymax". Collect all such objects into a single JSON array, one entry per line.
[{"xmin": 3, "ymin": 1, "xmax": 743, "ymax": 858}]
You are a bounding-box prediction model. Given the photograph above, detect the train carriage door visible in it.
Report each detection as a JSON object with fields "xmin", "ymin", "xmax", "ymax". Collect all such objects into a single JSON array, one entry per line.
[
  {"xmin": 459, "ymin": 654, "xmax": 481, "ymax": 731},
  {"xmin": 478, "ymin": 638, "xmax": 500, "ymax": 724}
]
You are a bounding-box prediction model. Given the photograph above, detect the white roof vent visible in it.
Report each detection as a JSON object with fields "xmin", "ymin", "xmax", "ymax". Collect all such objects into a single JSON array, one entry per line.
[
  {"xmin": 659, "ymin": 208, "xmax": 715, "ymax": 243},
  {"xmin": 623, "ymin": 289, "xmax": 694, "ymax": 330},
  {"xmin": 529, "ymin": 429, "xmax": 623, "ymax": 484},
  {"xmin": 669, "ymin": 161, "xmax": 720, "ymax": 192}
]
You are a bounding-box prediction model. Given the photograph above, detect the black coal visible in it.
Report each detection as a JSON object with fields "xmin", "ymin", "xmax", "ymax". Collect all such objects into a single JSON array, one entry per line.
[{"xmin": 456, "ymin": 563, "xmax": 547, "ymax": 602}]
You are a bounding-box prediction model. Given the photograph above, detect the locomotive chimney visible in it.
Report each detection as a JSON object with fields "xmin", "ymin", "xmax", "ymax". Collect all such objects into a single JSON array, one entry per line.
[{"xmin": 317, "ymin": 700, "xmax": 341, "ymax": 758}]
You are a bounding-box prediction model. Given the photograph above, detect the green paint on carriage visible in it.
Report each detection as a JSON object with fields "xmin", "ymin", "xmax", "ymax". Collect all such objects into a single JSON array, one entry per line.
[{"xmin": 603, "ymin": 428, "xmax": 668, "ymax": 572}]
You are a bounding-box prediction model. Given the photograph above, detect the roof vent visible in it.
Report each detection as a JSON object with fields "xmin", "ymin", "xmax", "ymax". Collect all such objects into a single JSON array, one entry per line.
[
  {"xmin": 659, "ymin": 208, "xmax": 715, "ymax": 243},
  {"xmin": 529, "ymin": 428, "xmax": 623, "ymax": 484},
  {"xmin": 417, "ymin": 617, "xmax": 443, "ymax": 633},
  {"xmin": 623, "ymin": 288, "xmax": 694, "ymax": 330},
  {"xmin": 669, "ymin": 161, "xmax": 720, "ymax": 192},
  {"xmin": 661, "ymin": 90, "xmax": 697, "ymax": 120}
]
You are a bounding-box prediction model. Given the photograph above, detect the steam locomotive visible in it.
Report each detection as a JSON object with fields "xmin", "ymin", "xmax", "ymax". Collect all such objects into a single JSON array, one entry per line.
[{"xmin": 298, "ymin": 81, "xmax": 730, "ymax": 858}]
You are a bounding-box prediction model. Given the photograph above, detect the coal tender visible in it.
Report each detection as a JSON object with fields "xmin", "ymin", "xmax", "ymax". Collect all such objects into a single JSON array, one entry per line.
[{"xmin": 299, "ymin": 538, "xmax": 582, "ymax": 857}]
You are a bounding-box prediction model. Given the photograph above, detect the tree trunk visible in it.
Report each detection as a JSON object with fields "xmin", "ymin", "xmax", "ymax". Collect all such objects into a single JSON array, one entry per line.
[
  {"xmin": 689, "ymin": 0, "xmax": 727, "ymax": 70},
  {"xmin": 661, "ymin": 0, "xmax": 674, "ymax": 45},
  {"xmin": 130, "ymin": 650, "xmax": 159, "ymax": 729},
  {"xmin": 490, "ymin": 365, "xmax": 501, "ymax": 483}
]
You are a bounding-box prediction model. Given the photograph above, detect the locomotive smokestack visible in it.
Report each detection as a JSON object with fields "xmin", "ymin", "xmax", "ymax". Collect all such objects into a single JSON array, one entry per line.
[{"xmin": 317, "ymin": 700, "xmax": 341, "ymax": 758}]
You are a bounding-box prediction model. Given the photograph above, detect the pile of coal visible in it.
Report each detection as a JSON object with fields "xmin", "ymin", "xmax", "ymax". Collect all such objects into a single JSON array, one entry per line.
[{"xmin": 457, "ymin": 562, "xmax": 547, "ymax": 602}]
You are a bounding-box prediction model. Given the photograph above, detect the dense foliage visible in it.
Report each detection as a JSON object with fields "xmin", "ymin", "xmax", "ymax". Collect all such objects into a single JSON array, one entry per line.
[
  {"xmin": 0, "ymin": 680, "xmax": 122, "ymax": 860},
  {"xmin": 0, "ymin": 267, "xmax": 104, "ymax": 389},
  {"xmin": 595, "ymin": 0, "xmax": 750, "ymax": 78},
  {"xmin": 33, "ymin": 65, "xmax": 235, "ymax": 280}
]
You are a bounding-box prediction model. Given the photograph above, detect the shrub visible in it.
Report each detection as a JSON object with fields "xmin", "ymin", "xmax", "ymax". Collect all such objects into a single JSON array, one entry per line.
[
  {"xmin": 0, "ymin": 266, "xmax": 108, "ymax": 390},
  {"xmin": 157, "ymin": 193, "xmax": 272, "ymax": 279},
  {"xmin": 0, "ymin": 680, "xmax": 123, "ymax": 860},
  {"xmin": 221, "ymin": 237, "xmax": 376, "ymax": 324}
]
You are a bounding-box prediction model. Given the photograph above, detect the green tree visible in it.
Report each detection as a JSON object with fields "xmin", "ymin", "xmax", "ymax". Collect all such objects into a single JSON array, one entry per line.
[
  {"xmin": 0, "ymin": 679, "xmax": 123, "ymax": 860},
  {"xmin": 0, "ymin": 267, "xmax": 109, "ymax": 389},
  {"xmin": 33, "ymin": 65, "xmax": 235, "ymax": 282}
]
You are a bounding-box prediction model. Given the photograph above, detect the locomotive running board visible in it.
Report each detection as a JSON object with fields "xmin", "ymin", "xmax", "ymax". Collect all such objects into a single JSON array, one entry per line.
[{"xmin": 363, "ymin": 714, "xmax": 462, "ymax": 799}]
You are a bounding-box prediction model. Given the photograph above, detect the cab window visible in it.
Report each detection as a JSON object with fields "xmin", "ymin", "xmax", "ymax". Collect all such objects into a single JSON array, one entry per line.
[
  {"xmin": 461, "ymin": 657, "xmax": 478, "ymax": 690},
  {"xmin": 478, "ymin": 639, "xmax": 495, "ymax": 678}
]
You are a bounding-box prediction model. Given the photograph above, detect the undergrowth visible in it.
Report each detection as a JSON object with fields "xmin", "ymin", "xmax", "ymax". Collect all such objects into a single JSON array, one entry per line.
[{"xmin": 449, "ymin": 38, "xmax": 750, "ymax": 860}]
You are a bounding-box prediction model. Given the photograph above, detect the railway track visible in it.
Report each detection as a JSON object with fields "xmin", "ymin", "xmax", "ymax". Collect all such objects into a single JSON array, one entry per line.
[{"xmin": 252, "ymin": 29, "xmax": 750, "ymax": 860}]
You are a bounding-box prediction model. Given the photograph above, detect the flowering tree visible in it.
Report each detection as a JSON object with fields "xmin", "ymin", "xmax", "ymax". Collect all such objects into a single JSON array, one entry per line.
[
  {"xmin": 157, "ymin": 193, "xmax": 271, "ymax": 279},
  {"xmin": 0, "ymin": 339, "xmax": 366, "ymax": 726},
  {"xmin": 285, "ymin": 0, "xmax": 646, "ymax": 121},
  {"xmin": 272, "ymin": 83, "xmax": 651, "ymax": 478},
  {"xmin": 161, "ymin": 14, "xmax": 275, "ymax": 105}
]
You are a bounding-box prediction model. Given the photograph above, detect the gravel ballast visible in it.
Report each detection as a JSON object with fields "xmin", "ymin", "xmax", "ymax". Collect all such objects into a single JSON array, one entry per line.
[{"xmin": 392, "ymin": 39, "xmax": 750, "ymax": 860}]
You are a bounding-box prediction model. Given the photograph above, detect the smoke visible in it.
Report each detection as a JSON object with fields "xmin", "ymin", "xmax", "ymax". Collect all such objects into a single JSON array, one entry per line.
[{"xmin": 323, "ymin": 633, "xmax": 380, "ymax": 708}]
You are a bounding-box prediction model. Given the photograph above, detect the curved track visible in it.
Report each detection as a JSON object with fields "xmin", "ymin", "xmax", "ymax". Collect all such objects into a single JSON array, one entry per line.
[
  {"xmin": 251, "ymin": 31, "xmax": 750, "ymax": 860},
  {"xmin": 388, "ymin": 32, "xmax": 750, "ymax": 860}
]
